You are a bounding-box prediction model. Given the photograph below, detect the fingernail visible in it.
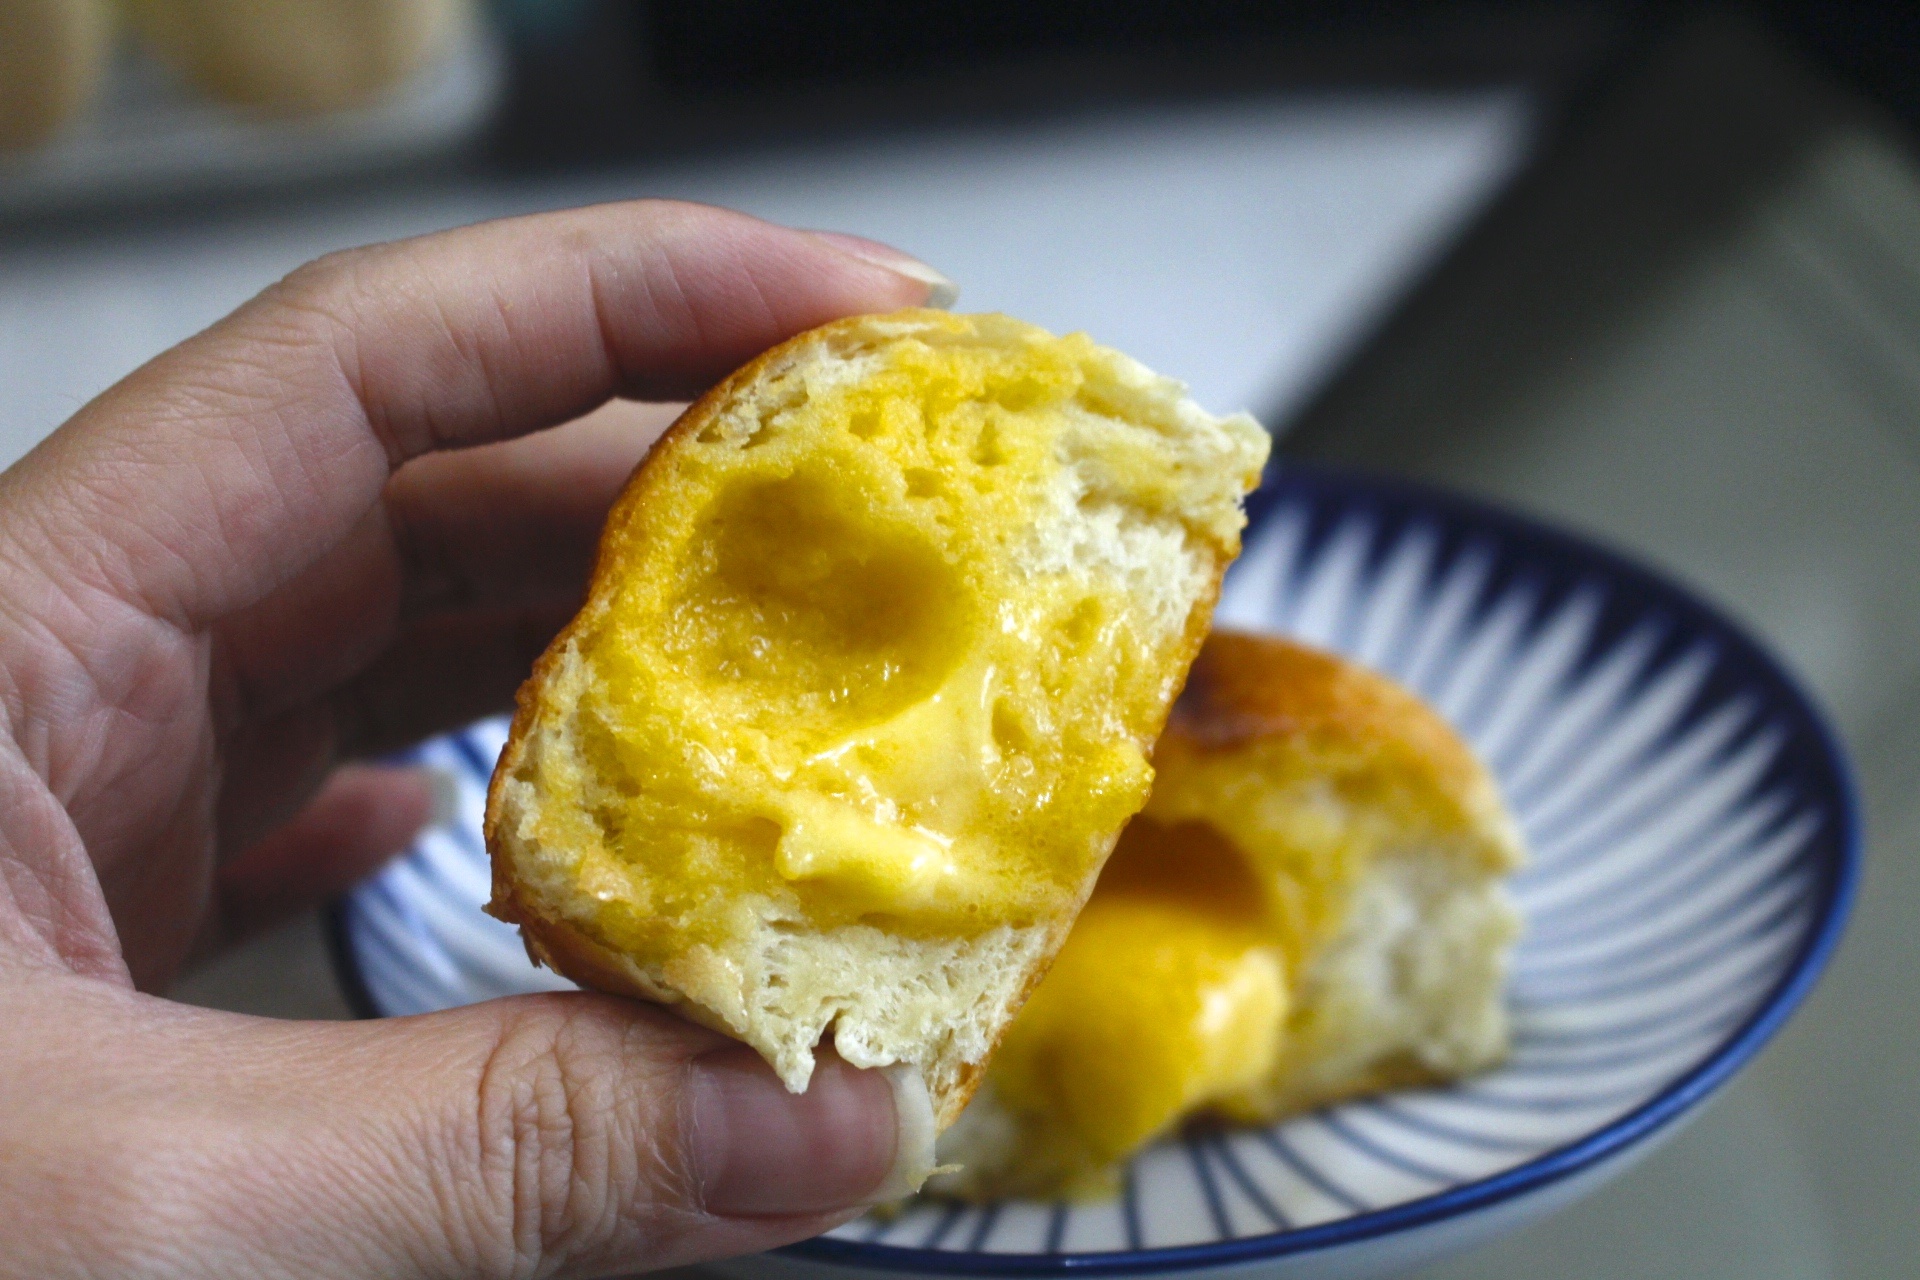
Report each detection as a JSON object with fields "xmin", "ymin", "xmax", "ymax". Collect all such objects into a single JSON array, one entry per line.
[
  {"xmin": 809, "ymin": 231, "xmax": 960, "ymax": 309},
  {"xmin": 868, "ymin": 1065, "xmax": 941, "ymax": 1201},
  {"xmin": 689, "ymin": 1045, "xmax": 905, "ymax": 1216}
]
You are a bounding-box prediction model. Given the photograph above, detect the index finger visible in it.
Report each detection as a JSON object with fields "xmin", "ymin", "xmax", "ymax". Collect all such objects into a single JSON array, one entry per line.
[{"xmin": 0, "ymin": 201, "xmax": 945, "ymax": 629}]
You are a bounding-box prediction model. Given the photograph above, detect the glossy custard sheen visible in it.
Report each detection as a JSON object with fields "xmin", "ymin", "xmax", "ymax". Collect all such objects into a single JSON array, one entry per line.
[
  {"xmin": 987, "ymin": 820, "xmax": 1287, "ymax": 1191},
  {"xmin": 529, "ymin": 319, "xmax": 1233, "ymax": 968}
]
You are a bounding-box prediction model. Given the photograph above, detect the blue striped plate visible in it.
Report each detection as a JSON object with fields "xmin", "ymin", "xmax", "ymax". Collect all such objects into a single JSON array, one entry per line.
[{"xmin": 333, "ymin": 466, "xmax": 1857, "ymax": 1280}]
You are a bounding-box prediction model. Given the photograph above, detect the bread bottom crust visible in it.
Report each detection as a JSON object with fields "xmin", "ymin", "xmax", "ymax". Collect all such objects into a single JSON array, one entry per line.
[{"xmin": 493, "ymin": 884, "xmax": 1071, "ymax": 1129}]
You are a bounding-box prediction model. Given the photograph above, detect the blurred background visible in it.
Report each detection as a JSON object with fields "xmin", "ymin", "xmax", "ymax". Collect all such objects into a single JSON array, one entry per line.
[{"xmin": 4, "ymin": 2, "xmax": 1917, "ymax": 1276}]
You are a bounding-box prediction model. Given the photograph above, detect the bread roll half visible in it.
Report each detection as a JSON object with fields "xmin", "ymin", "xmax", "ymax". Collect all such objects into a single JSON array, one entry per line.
[
  {"xmin": 485, "ymin": 310, "xmax": 1269, "ymax": 1129},
  {"xmin": 1165, "ymin": 633, "xmax": 1524, "ymax": 1115},
  {"xmin": 934, "ymin": 632, "xmax": 1525, "ymax": 1199}
]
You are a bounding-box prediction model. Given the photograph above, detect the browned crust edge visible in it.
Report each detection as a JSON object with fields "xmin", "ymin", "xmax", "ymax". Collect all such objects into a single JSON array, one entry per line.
[
  {"xmin": 1164, "ymin": 629, "xmax": 1525, "ymax": 875},
  {"xmin": 1172, "ymin": 631, "xmax": 1478, "ymax": 769}
]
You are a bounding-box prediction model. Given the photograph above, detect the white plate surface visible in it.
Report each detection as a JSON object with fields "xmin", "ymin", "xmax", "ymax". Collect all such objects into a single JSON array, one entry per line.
[{"xmin": 336, "ymin": 467, "xmax": 1856, "ymax": 1278}]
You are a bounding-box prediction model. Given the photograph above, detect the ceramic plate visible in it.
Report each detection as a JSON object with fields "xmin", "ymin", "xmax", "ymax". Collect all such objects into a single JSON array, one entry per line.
[{"xmin": 333, "ymin": 466, "xmax": 1857, "ymax": 1280}]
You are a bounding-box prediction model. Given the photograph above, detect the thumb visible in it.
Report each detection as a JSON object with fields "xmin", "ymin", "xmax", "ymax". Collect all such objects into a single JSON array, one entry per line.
[{"xmin": 12, "ymin": 980, "xmax": 922, "ymax": 1279}]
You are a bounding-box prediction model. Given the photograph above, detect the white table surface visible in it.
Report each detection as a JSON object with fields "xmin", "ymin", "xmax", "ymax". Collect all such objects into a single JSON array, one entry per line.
[
  {"xmin": 0, "ymin": 91, "xmax": 1527, "ymax": 467},
  {"xmin": 8, "ymin": 90, "xmax": 1851, "ymax": 1278}
]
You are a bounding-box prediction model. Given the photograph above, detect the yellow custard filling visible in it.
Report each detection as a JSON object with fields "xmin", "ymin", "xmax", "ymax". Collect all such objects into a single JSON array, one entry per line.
[
  {"xmin": 962, "ymin": 782, "xmax": 1475, "ymax": 1194},
  {"xmin": 987, "ymin": 819, "xmax": 1287, "ymax": 1186},
  {"xmin": 527, "ymin": 317, "xmax": 1239, "ymax": 966}
]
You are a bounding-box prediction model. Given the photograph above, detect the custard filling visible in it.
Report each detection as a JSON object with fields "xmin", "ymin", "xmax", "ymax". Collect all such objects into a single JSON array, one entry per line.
[
  {"xmin": 528, "ymin": 324, "xmax": 1225, "ymax": 965},
  {"xmin": 966, "ymin": 815, "xmax": 1306, "ymax": 1195},
  {"xmin": 956, "ymin": 696, "xmax": 1513, "ymax": 1194}
]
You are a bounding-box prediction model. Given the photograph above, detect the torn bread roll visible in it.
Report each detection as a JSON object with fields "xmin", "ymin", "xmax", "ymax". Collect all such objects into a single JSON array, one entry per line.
[
  {"xmin": 124, "ymin": 0, "xmax": 466, "ymax": 114},
  {"xmin": 0, "ymin": 0, "xmax": 112, "ymax": 151},
  {"xmin": 485, "ymin": 309, "xmax": 1270, "ymax": 1137},
  {"xmin": 933, "ymin": 632, "xmax": 1525, "ymax": 1199}
]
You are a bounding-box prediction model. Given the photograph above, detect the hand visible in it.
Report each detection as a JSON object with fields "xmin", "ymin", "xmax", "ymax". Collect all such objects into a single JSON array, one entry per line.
[{"xmin": 0, "ymin": 201, "xmax": 952, "ymax": 1278}]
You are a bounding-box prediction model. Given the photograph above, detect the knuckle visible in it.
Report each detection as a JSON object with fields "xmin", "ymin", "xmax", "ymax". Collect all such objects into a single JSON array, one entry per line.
[
  {"xmin": 276, "ymin": 245, "xmax": 376, "ymax": 312},
  {"xmin": 465, "ymin": 999, "xmax": 689, "ymax": 1275}
]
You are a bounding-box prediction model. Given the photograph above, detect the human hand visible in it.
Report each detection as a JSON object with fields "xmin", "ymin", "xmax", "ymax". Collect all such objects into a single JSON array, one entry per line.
[{"xmin": 0, "ymin": 201, "xmax": 953, "ymax": 1278}]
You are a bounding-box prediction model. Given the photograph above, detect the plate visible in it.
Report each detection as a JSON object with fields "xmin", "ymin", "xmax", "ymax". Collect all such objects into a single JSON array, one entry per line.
[{"xmin": 332, "ymin": 466, "xmax": 1857, "ymax": 1280}]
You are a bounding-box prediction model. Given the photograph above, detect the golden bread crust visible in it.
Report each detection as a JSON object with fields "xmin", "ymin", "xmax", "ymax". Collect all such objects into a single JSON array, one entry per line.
[{"xmin": 1164, "ymin": 631, "xmax": 1524, "ymax": 874}]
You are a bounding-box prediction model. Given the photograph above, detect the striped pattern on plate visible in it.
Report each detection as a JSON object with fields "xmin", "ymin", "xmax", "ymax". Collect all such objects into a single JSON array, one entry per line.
[{"xmin": 334, "ymin": 466, "xmax": 1855, "ymax": 1274}]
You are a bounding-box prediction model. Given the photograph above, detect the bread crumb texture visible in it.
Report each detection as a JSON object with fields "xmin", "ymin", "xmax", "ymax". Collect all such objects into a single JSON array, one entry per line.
[
  {"xmin": 933, "ymin": 633, "xmax": 1525, "ymax": 1198},
  {"xmin": 487, "ymin": 311, "xmax": 1268, "ymax": 1117}
]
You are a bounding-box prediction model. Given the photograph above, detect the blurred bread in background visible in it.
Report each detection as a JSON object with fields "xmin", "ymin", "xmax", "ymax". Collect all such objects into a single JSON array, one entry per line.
[
  {"xmin": 0, "ymin": 0, "xmax": 113, "ymax": 150},
  {"xmin": 125, "ymin": 0, "xmax": 468, "ymax": 114}
]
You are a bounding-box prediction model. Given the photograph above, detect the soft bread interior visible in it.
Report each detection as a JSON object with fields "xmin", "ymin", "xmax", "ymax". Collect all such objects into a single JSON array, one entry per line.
[
  {"xmin": 486, "ymin": 311, "xmax": 1269, "ymax": 1126},
  {"xmin": 932, "ymin": 633, "xmax": 1523, "ymax": 1197}
]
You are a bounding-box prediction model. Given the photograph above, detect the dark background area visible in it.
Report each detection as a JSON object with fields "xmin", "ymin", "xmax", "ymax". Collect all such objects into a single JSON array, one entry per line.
[{"xmin": 492, "ymin": 1, "xmax": 1920, "ymax": 169}]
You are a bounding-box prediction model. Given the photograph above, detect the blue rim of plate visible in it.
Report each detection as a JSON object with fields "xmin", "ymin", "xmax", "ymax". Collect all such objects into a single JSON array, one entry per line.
[{"xmin": 327, "ymin": 462, "xmax": 1860, "ymax": 1276}]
